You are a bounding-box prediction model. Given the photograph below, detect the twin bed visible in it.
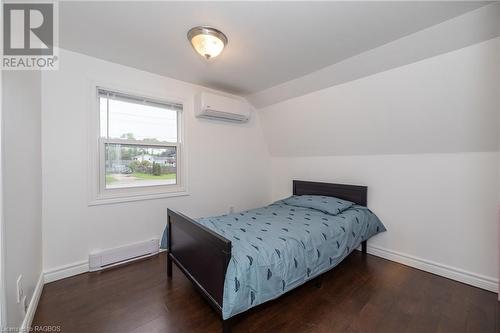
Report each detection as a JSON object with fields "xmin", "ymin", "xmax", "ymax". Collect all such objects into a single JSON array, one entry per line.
[{"xmin": 163, "ymin": 180, "xmax": 385, "ymax": 333}]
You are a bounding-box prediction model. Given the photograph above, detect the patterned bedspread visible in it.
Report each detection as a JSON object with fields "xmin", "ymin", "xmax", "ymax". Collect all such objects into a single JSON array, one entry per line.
[{"xmin": 162, "ymin": 199, "xmax": 386, "ymax": 319}]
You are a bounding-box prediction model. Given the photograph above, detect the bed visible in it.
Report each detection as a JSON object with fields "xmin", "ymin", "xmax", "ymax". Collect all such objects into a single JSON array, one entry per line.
[{"xmin": 163, "ymin": 180, "xmax": 385, "ymax": 333}]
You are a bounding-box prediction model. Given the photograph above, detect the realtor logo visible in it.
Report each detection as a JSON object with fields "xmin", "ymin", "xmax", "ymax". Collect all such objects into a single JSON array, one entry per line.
[{"xmin": 2, "ymin": 1, "xmax": 58, "ymax": 69}]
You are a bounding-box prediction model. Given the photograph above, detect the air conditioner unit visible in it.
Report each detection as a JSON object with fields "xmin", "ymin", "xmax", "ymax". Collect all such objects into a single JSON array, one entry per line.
[{"xmin": 194, "ymin": 92, "xmax": 250, "ymax": 122}]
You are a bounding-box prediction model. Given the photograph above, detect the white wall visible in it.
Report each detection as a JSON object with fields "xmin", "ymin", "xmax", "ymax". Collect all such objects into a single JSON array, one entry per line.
[
  {"xmin": 41, "ymin": 49, "xmax": 270, "ymax": 273},
  {"xmin": 270, "ymin": 153, "xmax": 498, "ymax": 289},
  {"xmin": 38, "ymin": 36, "xmax": 500, "ymax": 293},
  {"xmin": 2, "ymin": 71, "xmax": 43, "ymax": 327},
  {"xmin": 248, "ymin": 3, "xmax": 500, "ymax": 108},
  {"xmin": 261, "ymin": 38, "xmax": 499, "ymax": 156},
  {"xmin": 259, "ymin": 38, "xmax": 500, "ymax": 291}
]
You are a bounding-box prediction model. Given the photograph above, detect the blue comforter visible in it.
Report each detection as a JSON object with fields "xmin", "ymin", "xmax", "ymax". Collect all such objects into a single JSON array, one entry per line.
[{"xmin": 161, "ymin": 199, "xmax": 385, "ymax": 319}]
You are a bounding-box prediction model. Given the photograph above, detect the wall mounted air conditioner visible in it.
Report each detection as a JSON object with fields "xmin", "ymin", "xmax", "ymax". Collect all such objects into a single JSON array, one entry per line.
[{"xmin": 194, "ymin": 92, "xmax": 251, "ymax": 122}]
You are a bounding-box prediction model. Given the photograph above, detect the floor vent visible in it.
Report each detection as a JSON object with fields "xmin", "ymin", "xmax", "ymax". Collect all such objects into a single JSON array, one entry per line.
[{"xmin": 89, "ymin": 239, "xmax": 159, "ymax": 272}]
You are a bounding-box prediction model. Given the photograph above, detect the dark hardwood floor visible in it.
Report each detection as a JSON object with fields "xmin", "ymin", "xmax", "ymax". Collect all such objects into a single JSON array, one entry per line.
[{"xmin": 33, "ymin": 252, "xmax": 497, "ymax": 333}]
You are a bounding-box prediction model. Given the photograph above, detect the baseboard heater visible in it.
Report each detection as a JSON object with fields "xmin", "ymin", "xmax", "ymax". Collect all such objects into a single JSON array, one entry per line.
[{"xmin": 89, "ymin": 239, "xmax": 160, "ymax": 272}]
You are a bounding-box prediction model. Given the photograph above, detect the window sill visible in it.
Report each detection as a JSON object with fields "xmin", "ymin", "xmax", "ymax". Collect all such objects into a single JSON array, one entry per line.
[{"xmin": 88, "ymin": 190, "xmax": 189, "ymax": 206}]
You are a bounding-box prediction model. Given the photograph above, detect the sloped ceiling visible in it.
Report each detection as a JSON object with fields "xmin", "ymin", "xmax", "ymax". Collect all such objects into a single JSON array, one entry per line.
[
  {"xmin": 259, "ymin": 37, "xmax": 500, "ymax": 157},
  {"xmin": 59, "ymin": 1, "xmax": 496, "ymax": 107},
  {"xmin": 248, "ymin": 3, "xmax": 500, "ymax": 107}
]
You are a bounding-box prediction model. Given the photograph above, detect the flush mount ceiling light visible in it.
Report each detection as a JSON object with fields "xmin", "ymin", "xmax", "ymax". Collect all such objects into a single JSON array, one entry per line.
[{"xmin": 187, "ymin": 26, "xmax": 228, "ymax": 60}]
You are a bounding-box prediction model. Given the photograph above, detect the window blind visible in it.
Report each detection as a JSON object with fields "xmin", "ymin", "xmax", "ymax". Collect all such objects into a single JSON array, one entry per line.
[{"xmin": 98, "ymin": 88, "xmax": 183, "ymax": 112}]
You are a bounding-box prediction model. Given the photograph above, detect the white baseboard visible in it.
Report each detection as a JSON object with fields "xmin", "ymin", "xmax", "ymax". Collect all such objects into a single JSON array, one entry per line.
[
  {"xmin": 19, "ymin": 273, "xmax": 44, "ymax": 333},
  {"xmin": 43, "ymin": 245, "xmax": 497, "ymax": 293},
  {"xmin": 44, "ymin": 251, "xmax": 165, "ymax": 283},
  {"xmin": 365, "ymin": 244, "xmax": 498, "ymax": 293},
  {"xmin": 44, "ymin": 260, "xmax": 89, "ymax": 284},
  {"xmin": 45, "ymin": 241, "xmax": 163, "ymax": 283}
]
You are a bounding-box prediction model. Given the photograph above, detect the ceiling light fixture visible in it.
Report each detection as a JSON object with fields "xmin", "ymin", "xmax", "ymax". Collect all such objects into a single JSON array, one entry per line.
[{"xmin": 187, "ymin": 26, "xmax": 228, "ymax": 60}]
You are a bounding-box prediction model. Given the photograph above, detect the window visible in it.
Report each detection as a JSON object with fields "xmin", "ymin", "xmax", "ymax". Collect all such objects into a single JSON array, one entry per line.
[{"xmin": 92, "ymin": 87, "xmax": 185, "ymax": 203}]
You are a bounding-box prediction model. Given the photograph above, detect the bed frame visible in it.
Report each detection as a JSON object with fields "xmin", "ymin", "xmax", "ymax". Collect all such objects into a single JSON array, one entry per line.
[{"xmin": 166, "ymin": 180, "xmax": 368, "ymax": 333}]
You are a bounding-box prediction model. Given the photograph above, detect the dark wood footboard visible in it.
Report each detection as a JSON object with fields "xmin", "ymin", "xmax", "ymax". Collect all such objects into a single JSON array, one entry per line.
[{"xmin": 167, "ymin": 209, "xmax": 232, "ymax": 314}]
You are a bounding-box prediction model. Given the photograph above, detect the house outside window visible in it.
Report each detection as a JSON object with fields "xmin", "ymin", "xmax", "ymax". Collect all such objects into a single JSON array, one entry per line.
[{"xmin": 90, "ymin": 87, "xmax": 186, "ymax": 204}]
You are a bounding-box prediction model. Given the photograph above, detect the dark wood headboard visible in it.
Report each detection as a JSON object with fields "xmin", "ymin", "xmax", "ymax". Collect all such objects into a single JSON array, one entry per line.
[{"xmin": 293, "ymin": 180, "xmax": 367, "ymax": 206}]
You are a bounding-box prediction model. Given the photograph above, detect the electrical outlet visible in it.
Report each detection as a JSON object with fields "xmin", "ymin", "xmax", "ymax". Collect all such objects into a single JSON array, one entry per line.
[{"xmin": 16, "ymin": 275, "xmax": 23, "ymax": 303}]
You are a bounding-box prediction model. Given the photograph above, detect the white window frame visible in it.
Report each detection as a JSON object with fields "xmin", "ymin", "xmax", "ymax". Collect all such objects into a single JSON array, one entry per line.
[{"xmin": 88, "ymin": 83, "xmax": 188, "ymax": 205}]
